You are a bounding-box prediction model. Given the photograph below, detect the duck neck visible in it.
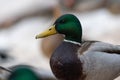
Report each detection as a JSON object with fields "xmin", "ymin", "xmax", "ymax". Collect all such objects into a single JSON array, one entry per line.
[{"xmin": 65, "ymin": 34, "xmax": 82, "ymax": 43}]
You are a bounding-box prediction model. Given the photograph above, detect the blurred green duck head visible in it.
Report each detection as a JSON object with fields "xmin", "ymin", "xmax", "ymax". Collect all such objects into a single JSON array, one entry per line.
[{"xmin": 8, "ymin": 65, "xmax": 39, "ymax": 80}]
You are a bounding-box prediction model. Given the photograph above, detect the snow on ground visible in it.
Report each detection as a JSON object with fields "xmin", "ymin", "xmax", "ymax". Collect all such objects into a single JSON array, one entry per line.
[
  {"xmin": 0, "ymin": 16, "xmax": 54, "ymax": 76},
  {"xmin": 76, "ymin": 8, "xmax": 120, "ymax": 44},
  {"xmin": 0, "ymin": 0, "xmax": 57, "ymax": 22}
]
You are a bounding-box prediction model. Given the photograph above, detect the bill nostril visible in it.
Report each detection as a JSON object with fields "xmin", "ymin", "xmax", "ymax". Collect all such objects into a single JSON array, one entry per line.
[{"xmin": 49, "ymin": 28, "xmax": 52, "ymax": 31}]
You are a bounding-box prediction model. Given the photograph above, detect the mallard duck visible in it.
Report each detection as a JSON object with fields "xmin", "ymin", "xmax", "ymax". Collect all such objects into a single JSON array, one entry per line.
[
  {"xmin": 0, "ymin": 65, "xmax": 56, "ymax": 80},
  {"xmin": 8, "ymin": 65, "xmax": 56, "ymax": 80},
  {"xmin": 36, "ymin": 14, "xmax": 120, "ymax": 80},
  {"xmin": 7, "ymin": 65, "xmax": 41, "ymax": 80},
  {"xmin": 0, "ymin": 65, "xmax": 40, "ymax": 80}
]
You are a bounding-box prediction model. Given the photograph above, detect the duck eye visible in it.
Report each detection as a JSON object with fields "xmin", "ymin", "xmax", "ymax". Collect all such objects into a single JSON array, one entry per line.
[{"xmin": 60, "ymin": 20, "xmax": 66, "ymax": 24}]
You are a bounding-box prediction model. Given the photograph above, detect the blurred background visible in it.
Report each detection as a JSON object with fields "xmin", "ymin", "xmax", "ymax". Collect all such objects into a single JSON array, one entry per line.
[{"xmin": 0, "ymin": 0, "xmax": 120, "ymax": 80}]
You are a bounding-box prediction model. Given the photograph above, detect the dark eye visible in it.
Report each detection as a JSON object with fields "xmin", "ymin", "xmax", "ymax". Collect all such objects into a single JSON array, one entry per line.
[{"xmin": 60, "ymin": 20, "xmax": 66, "ymax": 24}]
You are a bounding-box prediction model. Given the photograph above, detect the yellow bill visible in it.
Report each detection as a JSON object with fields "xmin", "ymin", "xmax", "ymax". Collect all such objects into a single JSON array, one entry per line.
[{"xmin": 35, "ymin": 25, "xmax": 57, "ymax": 39}]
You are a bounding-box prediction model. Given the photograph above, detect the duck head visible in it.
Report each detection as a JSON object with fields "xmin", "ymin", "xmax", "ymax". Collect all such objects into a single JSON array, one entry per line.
[
  {"xmin": 8, "ymin": 65, "xmax": 40, "ymax": 80},
  {"xmin": 36, "ymin": 14, "xmax": 82, "ymax": 43}
]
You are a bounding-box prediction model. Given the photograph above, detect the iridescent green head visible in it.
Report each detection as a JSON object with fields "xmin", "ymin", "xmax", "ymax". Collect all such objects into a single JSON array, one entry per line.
[
  {"xmin": 8, "ymin": 65, "xmax": 40, "ymax": 80},
  {"xmin": 36, "ymin": 14, "xmax": 82, "ymax": 43}
]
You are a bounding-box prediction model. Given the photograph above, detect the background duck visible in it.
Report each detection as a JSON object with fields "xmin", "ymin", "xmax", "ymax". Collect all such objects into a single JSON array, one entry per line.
[
  {"xmin": 8, "ymin": 65, "xmax": 41, "ymax": 80},
  {"xmin": 36, "ymin": 14, "xmax": 120, "ymax": 80},
  {"xmin": 0, "ymin": 65, "xmax": 56, "ymax": 80}
]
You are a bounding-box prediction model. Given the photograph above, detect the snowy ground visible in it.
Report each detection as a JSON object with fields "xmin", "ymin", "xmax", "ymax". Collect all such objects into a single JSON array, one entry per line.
[{"xmin": 0, "ymin": 17, "xmax": 54, "ymax": 78}]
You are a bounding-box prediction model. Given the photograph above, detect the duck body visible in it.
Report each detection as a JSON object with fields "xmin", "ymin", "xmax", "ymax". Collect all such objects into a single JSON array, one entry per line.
[{"xmin": 50, "ymin": 41, "xmax": 120, "ymax": 80}]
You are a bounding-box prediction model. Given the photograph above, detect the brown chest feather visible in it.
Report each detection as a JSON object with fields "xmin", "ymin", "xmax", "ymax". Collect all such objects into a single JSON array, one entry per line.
[{"xmin": 50, "ymin": 41, "xmax": 85, "ymax": 80}]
